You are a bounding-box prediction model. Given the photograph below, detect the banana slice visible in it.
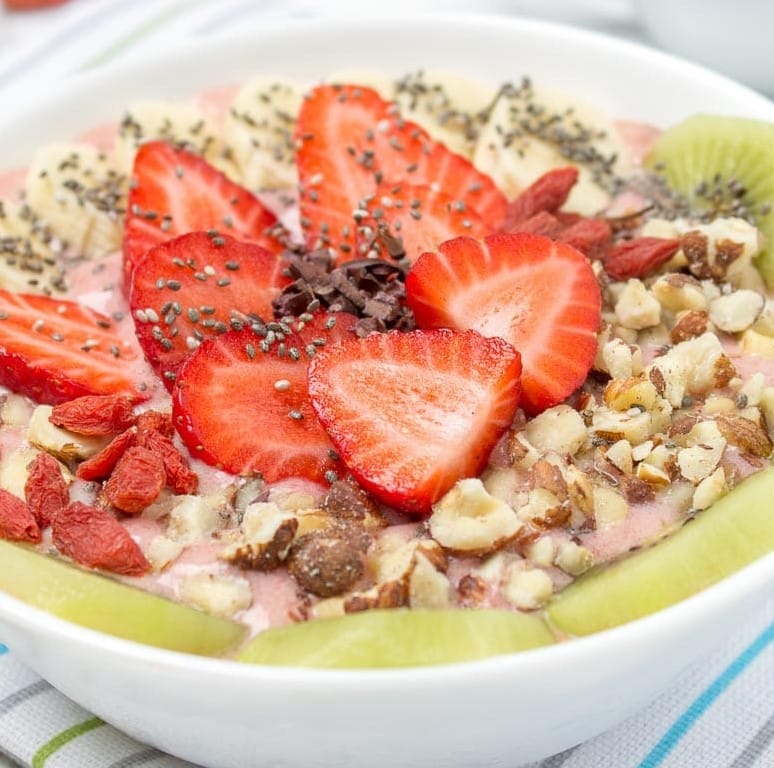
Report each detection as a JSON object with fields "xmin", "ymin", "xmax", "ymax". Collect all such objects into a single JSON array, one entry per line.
[
  {"xmin": 115, "ymin": 100, "xmax": 235, "ymax": 177},
  {"xmin": 326, "ymin": 69, "xmax": 497, "ymax": 159},
  {"xmin": 0, "ymin": 199, "xmax": 66, "ymax": 294},
  {"xmin": 24, "ymin": 143, "xmax": 127, "ymax": 259},
  {"xmin": 392, "ymin": 69, "xmax": 496, "ymax": 159},
  {"xmin": 473, "ymin": 80, "xmax": 630, "ymax": 215},
  {"xmin": 223, "ymin": 77, "xmax": 302, "ymax": 192}
]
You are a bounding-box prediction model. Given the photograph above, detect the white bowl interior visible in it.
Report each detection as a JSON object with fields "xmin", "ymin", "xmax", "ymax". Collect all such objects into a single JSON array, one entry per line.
[{"xmin": 0, "ymin": 14, "xmax": 772, "ymax": 768}]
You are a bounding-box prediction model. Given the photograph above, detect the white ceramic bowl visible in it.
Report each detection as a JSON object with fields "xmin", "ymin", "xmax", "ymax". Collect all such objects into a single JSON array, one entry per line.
[{"xmin": 0, "ymin": 15, "xmax": 773, "ymax": 768}]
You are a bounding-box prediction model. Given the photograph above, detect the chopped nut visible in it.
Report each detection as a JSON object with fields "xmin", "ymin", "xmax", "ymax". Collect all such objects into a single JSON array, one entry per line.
[
  {"xmin": 604, "ymin": 375, "xmax": 658, "ymax": 412},
  {"xmin": 503, "ymin": 567, "xmax": 553, "ymax": 610},
  {"xmin": 760, "ymin": 387, "xmax": 774, "ymax": 441},
  {"xmin": 651, "ymin": 273, "xmax": 707, "ymax": 313},
  {"xmin": 146, "ymin": 535, "xmax": 185, "ymax": 571},
  {"xmin": 178, "ymin": 571, "xmax": 252, "ymax": 619},
  {"xmin": 670, "ymin": 310, "xmax": 709, "ymax": 343},
  {"xmin": 593, "ymin": 485, "xmax": 628, "ymax": 526},
  {"xmin": 565, "ymin": 464, "xmax": 595, "ymax": 516},
  {"xmin": 344, "ymin": 580, "xmax": 407, "ymax": 612},
  {"xmin": 631, "ymin": 439, "xmax": 654, "ymax": 462},
  {"xmin": 692, "ymin": 467, "xmax": 727, "ymax": 511},
  {"xmin": 287, "ymin": 532, "xmax": 365, "ymax": 597},
  {"xmin": 681, "ymin": 218, "xmax": 761, "ymax": 282},
  {"xmin": 523, "ymin": 405, "xmax": 587, "ymax": 456},
  {"xmin": 677, "ymin": 437, "xmax": 726, "ymax": 483},
  {"xmin": 322, "ymin": 478, "xmax": 386, "ymax": 528},
  {"xmin": 714, "ymin": 413, "xmax": 773, "ymax": 457},
  {"xmin": 516, "ymin": 487, "xmax": 570, "ymax": 529},
  {"xmin": 525, "ymin": 535, "xmax": 556, "ymax": 567},
  {"xmin": 635, "ymin": 462, "xmax": 671, "ymax": 486},
  {"xmin": 614, "ymin": 279, "xmax": 661, "ymax": 330},
  {"xmin": 599, "ymin": 337, "xmax": 644, "ymax": 379},
  {"xmin": 708, "ymin": 290, "xmax": 764, "ymax": 333},
  {"xmin": 620, "ymin": 474, "xmax": 657, "ymax": 503},
  {"xmin": 167, "ymin": 494, "xmax": 225, "ymax": 544},
  {"xmin": 220, "ymin": 505, "xmax": 298, "ymax": 571},
  {"xmin": 740, "ymin": 329, "xmax": 774, "ymax": 358},
  {"xmin": 528, "ymin": 458, "xmax": 568, "ymax": 499},
  {"xmin": 738, "ymin": 373, "xmax": 765, "ymax": 407},
  {"xmin": 591, "ymin": 407, "xmax": 653, "ymax": 445},
  {"xmin": 312, "ymin": 597, "xmax": 346, "ymax": 619},
  {"xmin": 605, "ymin": 439, "xmax": 633, "ymax": 474},
  {"xmin": 703, "ymin": 395, "xmax": 737, "ymax": 414},
  {"xmin": 408, "ymin": 553, "xmax": 451, "ymax": 609},
  {"xmin": 506, "ymin": 431, "xmax": 540, "ymax": 469},
  {"xmin": 429, "ymin": 478, "xmax": 523, "ymax": 555},
  {"xmin": 554, "ymin": 541, "xmax": 594, "ymax": 576},
  {"xmin": 457, "ymin": 573, "xmax": 488, "ymax": 607}
]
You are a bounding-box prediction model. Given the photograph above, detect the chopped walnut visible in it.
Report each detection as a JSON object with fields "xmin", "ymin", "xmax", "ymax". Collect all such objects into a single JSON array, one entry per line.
[{"xmin": 528, "ymin": 458, "xmax": 568, "ymax": 500}]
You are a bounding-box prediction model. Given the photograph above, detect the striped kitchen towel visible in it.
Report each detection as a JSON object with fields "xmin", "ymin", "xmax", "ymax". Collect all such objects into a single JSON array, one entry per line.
[{"xmin": 1, "ymin": 596, "xmax": 772, "ymax": 767}]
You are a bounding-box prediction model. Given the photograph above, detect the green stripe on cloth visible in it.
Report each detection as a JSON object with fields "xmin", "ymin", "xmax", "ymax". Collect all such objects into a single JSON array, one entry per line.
[
  {"xmin": 81, "ymin": 0, "xmax": 209, "ymax": 70},
  {"xmin": 31, "ymin": 717, "xmax": 104, "ymax": 768}
]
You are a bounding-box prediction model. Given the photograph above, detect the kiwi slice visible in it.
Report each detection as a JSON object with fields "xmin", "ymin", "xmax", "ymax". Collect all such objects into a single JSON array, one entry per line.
[
  {"xmin": 548, "ymin": 467, "xmax": 774, "ymax": 636},
  {"xmin": 645, "ymin": 114, "xmax": 774, "ymax": 285},
  {"xmin": 0, "ymin": 541, "xmax": 247, "ymax": 656},
  {"xmin": 238, "ymin": 608, "xmax": 554, "ymax": 668}
]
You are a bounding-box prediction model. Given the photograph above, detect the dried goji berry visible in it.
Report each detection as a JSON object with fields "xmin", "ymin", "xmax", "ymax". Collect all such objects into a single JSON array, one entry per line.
[
  {"xmin": 76, "ymin": 427, "xmax": 137, "ymax": 481},
  {"xmin": 558, "ymin": 217, "xmax": 613, "ymax": 260},
  {"xmin": 138, "ymin": 429, "xmax": 199, "ymax": 495},
  {"xmin": 50, "ymin": 394, "xmax": 136, "ymax": 435},
  {"xmin": 24, "ymin": 452, "xmax": 69, "ymax": 528},
  {"xmin": 507, "ymin": 210, "xmax": 564, "ymax": 237},
  {"xmin": 603, "ymin": 237, "xmax": 681, "ymax": 280},
  {"xmin": 503, "ymin": 166, "xmax": 579, "ymax": 229},
  {"xmin": 52, "ymin": 501, "xmax": 149, "ymax": 576},
  {"xmin": 104, "ymin": 446, "xmax": 166, "ymax": 515},
  {"xmin": 135, "ymin": 409, "xmax": 174, "ymax": 438},
  {"xmin": 0, "ymin": 489, "xmax": 40, "ymax": 542}
]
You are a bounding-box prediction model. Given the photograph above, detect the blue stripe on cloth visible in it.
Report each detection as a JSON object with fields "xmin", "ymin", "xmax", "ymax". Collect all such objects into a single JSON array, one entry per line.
[
  {"xmin": 0, "ymin": 645, "xmax": 7, "ymax": 656},
  {"xmin": 637, "ymin": 621, "xmax": 774, "ymax": 768}
]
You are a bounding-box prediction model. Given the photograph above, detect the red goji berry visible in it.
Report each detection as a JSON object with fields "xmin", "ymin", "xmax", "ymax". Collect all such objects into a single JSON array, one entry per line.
[
  {"xmin": 138, "ymin": 429, "xmax": 199, "ymax": 495},
  {"xmin": 603, "ymin": 237, "xmax": 681, "ymax": 280},
  {"xmin": 76, "ymin": 427, "xmax": 137, "ymax": 481},
  {"xmin": 24, "ymin": 452, "xmax": 69, "ymax": 528},
  {"xmin": 50, "ymin": 394, "xmax": 136, "ymax": 436},
  {"xmin": 135, "ymin": 409, "xmax": 174, "ymax": 438},
  {"xmin": 558, "ymin": 217, "xmax": 613, "ymax": 260},
  {"xmin": 0, "ymin": 489, "xmax": 40, "ymax": 543},
  {"xmin": 52, "ymin": 501, "xmax": 149, "ymax": 576},
  {"xmin": 104, "ymin": 446, "xmax": 166, "ymax": 515},
  {"xmin": 503, "ymin": 166, "xmax": 579, "ymax": 229},
  {"xmin": 507, "ymin": 210, "xmax": 565, "ymax": 237}
]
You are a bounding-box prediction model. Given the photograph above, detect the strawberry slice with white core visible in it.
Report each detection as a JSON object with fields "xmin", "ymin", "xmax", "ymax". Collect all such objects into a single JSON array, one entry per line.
[
  {"xmin": 405, "ymin": 233, "xmax": 601, "ymax": 415},
  {"xmin": 296, "ymin": 84, "xmax": 507, "ymax": 261},
  {"xmin": 307, "ymin": 328, "xmax": 522, "ymax": 517},
  {"xmin": 123, "ymin": 141, "xmax": 283, "ymax": 291},
  {"xmin": 0, "ymin": 290, "xmax": 147, "ymax": 404},
  {"xmin": 355, "ymin": 181, "xmax": 491, "ymax": 265},
  {"xmin": 173, "ymin": 312, "xmax": 357, "ymax": 483},
  {"xmin": 130, "ymin": 231, "xmax": 288, "ymax": 389}
]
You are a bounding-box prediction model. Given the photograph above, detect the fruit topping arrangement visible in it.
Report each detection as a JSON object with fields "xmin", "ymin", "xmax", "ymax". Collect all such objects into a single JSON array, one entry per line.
[{"xmin": 0, "ymin": 70, "xmax": 773, "ymax": 665}]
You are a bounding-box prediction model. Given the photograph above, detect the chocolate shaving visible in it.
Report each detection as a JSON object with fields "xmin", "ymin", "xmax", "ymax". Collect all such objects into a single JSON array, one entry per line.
[{"xmin": 274, "ymin": 250, "xmax": 416, "ymax": 333}]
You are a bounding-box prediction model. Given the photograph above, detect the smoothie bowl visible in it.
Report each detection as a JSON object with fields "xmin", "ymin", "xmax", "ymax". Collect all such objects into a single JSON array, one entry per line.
[{"xmin": 0, "ymin": 14, "xmax": 773, "ymax": 768}]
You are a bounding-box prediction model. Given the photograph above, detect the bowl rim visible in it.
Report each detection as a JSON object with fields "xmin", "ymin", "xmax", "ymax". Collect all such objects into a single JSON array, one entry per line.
[{"xmin": 0, "ymin": 11, "xmax": 773, "ymax": 686}]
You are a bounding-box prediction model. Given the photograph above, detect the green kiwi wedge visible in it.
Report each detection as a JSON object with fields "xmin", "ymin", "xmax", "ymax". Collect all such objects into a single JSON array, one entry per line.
[
  {"xmin": 238, "ymin": 608, "xmax": 554, "ymax": 668},
  {"xmin": 645, "ymin": 114, "xmax": 774, "ymax": 285},
  {"xmin": 548, "ymin": 467, "xmax": 774, "ymax": 636},
  {"xmin": 0, "ymin": 541, "xmax": 247, "ymax": 656}
]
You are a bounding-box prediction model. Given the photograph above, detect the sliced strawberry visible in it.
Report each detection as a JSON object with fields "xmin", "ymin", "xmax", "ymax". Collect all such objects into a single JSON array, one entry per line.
[
  {"xmin": 296, "ymin": 84, "xmax": 506, "ymax": 261},
  {"xmin": 130, "ymin": 231, "xmax": 287, "ymax": 389},
  {"xmin": 173, "ymin": 312, "xmax": 357, "ymax": 483},
  {"xmin": 355, "ymin": 181, "xmax": 490, "ymax": 265},
  {"xmin": 0, "ymin": 290, "xmax": 147, "ymax": 404},
  {"xmin": 602, "ymin": 236, "xmax": 681, "ymax": 280},
  {"xmin": 406, "ymin": 233, "xmax": 601, "ymax": 415},
  {"xmin": 123, "ymin": 141, "xmax": 283, "ymax": 291},
  {"xmin": 307, "ymin": 328, "xmax": 521, "ymax": 517}
]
